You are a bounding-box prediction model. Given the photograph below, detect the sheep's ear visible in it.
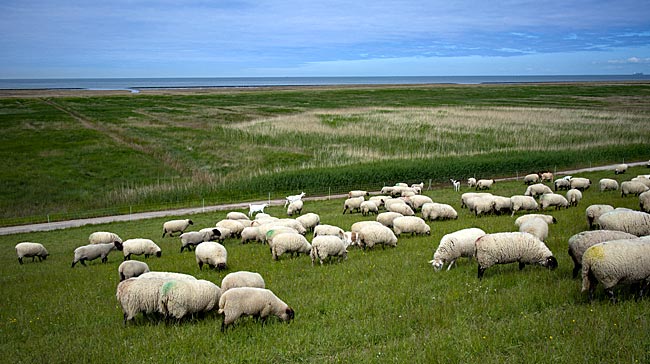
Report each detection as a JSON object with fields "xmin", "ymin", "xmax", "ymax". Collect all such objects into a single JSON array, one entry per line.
[{"xmin": 286, "ymin": 307, "xmax": 295, "ymax": 319}]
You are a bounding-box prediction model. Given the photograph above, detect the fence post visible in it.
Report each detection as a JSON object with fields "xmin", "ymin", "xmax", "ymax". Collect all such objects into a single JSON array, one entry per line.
[
  {"xmin": 328, "ymin": 187, "xmax": 331, "ymax": 200},
  {"xmin": 129, "ymin": 206, "xmax": 132, "ymax": 220},
  {"xmin": 268, "ymin": 192, "xmax": 271, "ymax": 205},
  {"xmin": 47, "ymin": 214, "xmax": 50, "ymax": 224},
  {"xmin": 202, "ymin": 198, "xmax": 205, "ymax": 213}
]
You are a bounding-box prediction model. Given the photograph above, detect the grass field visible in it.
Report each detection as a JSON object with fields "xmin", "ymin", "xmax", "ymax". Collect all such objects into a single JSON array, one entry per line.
[{"xmin": 1, "ymin": 166, "xmax": 649, "ymax": 363}]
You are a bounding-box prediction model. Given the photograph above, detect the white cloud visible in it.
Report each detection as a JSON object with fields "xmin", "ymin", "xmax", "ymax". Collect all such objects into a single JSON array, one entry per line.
[{"xmin": 608, "ymin": 57, "xmax": 650, "ymax": 64}]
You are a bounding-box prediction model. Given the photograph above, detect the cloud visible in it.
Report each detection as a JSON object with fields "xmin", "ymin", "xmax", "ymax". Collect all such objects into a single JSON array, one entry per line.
[{"xmin": 607, "ymin": 57, "xmax": 650, "ymax": 64}]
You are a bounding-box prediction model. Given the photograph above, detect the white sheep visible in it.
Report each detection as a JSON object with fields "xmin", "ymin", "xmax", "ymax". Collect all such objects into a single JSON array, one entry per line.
[
  {"xmin": 597, "ymin": 209, "xmax": 650, "ymax": 236},
  {"xmin": 350, "ymin": 220, "xmax": 384, "ymax": 234},
  {"xmin": 313, "ymin": 224, "xmax": 345, "ymax": 239},
  {"xmin": 162, "ymin": 219, "xmax": 193, "ymax": 238},
  {"xmin": 421, "ymin": 202, "xmax": 458, "ymax": 221},
  {"xmin": 392, "ymin": 216, "xmax": 430, "ymax": 237},
  {"xmin": 554, "ymin": 178, "xmax": 571, "ymax": 191},
  {"xmin": 270, "ymin": 232, "xmax": 312, "ymax": 260},
  {"xmin": 614, "ymin": 163, "xmax": 628, "ymax": 175},
  {"xmin": 632, "ymin": 176, "xmax": 650, "ymax": 188},
  {"xmin": 467, "ymin": 177, "xmax": 477, "ymax": 188},
  {"xmin": 460, "ymin": 192, "xmax": 492, "ymax": 208},
  {"xmin": 240, "ymin": 226, "xmax": 263, "ymax": 244},
  {"xmin": 179, "ymin": 229, "xmax": 220, "ymax": 253},
  {"xmin": 15, "ymin": 242, "xmax": 49, "ymax": 265},
  {"xmin": 116, "ymin": 277, "xmax": 168, "ymax": 324},
  {"xmin": 429, "ymin": 228, "xmax": 485, "ymax": 271},
  {"xmin": 248, "ymin": 203, "xmax": 269, "ymax": 217},
  {"xmin": 467, "ymin": 195, "xmax": 496, "ymax": 217},
  {"xmin": 369, "ymin": 196, "xmax": 387, "ymax": 209},
  {"xmin": 514, "ymin": 214, "xmax": 557, "ymax": 227},
  {"xmin": 475, "ymin": 232, "xmax": 558, "ymax": 279},
  {"xmin": 118, "ymin": 260, "xmax": 150, "ymax": 281},
  {"xmin": 348, "ymin": 190, "xmax": 369, "ymax": 198},
  {"xmin": 567, "ymin": 230, "xmax": 638, "ymax": 278},
  {"xmin": 599, "ymin": 178, "xmax": 619, "ymax": 192},
  {"xmin": 272, "ymin": 218, "xmax": 307, "ymax": 235},
  {"xmin": 88, "ymin": 231, "xmax": 122, "ymax": 245},
  {"xmin": 491, "ymin": 195, "xmax": 513, "ymax": 215},
  {"xmin": 262, "ymin": 225, "xmax": 299, "ymax": 245},
  {"xmin": 212, "ymin": 227, "xmax": 232, "ymax": 241},
  {"xmin": 195, "ymin": 241, "xmax": 227, "ymax": 270},
  {"xmin": 139, "ymin": 271, "xmax": 197, "ymax": 280},
  {"xmin": 581, "ymin": 238, "xmax": 650, "ymax": 302},
  {"xmin": 518, "ymin": 217, "xmax": 549, "ymax": 241},
  {"xmin": 216, "ymin": 219, "xmax": 246, "ymax": 238},
  {"xmin": 358, "ymin": 224, "xmax": 398, "ymax": 249},
  {"xmin": 523, "ymin": 173, "xmax": 540, "ymax": 185},
  {"xmin": 539, "ymin": 193, "xmax": 569, "ymax": 210},
  {"xmin": 226, "ymin": 212, "xmax": 250, "ymax": 221},
  {"xmin": 570, "ymin": 177, "xmax": 591, "ymax": 191},
  {"xmin": 342, "ymin": 196, "xmax": 365, "ymax": 214},
  {"xmin": 406, "ymin": 195, "xmax": 433, "ymax": 211},
  {"xmin": 510, "ymin": 195, "xmax": 539, "ymax": 216},
  {"xmin": 640, "ymin": 191, "xmax": 650, "ymax": 213},
  {"xmin": 621, "ymin": 181, "xmax": 649, "ymax": 197},
  {"xmin": 566, "ymin": 188, "xmax": 582, "ymax": 207},
  {"xmin": 411, "ymin": 182, "xmax": 424, "ymax": 193},
  {"xmin": 296, "ymin": 213, "xmax": 320, "ymax": 232},
  {"xmin": 72, "ymin": 241, "xmax": 123, "ymax": 267},
  {"xmin": 286, "ymin": 200, "xmax": 303, "ymax": 216},
  {"xmin": 524, "ymin": 183, "xmax": 553, "ymax": 198},
  {"xmin": 284, "ymin": 192, "xmax": 306, "ymax": 207},
  {"xmin": 540, "ymin": 172, "xmax": 553, "ymax": 182},
  {"xmin": 386, "ymin": 202, "xmax": 415, "ymax": 216},
  {"xmin": 476, "ymin": 179, "xmax": 495, "ymax": 190},
  {"xmin": 585, "ymin": 204, "xmax": 614, "ymax": 229},
  {"xmin": 383, "ymin": 197, "xmax": 407, "ymax": 209},
  {"xmin": 450, "ymin": 179, "xmax": 460, "ymax": 192},
  {"xmin": 310, "ymin": 235, "xmax": 348, "ymax": 265},
  {"xmin": 360, "ymin": 200, "xmax": 379, "ymax": 216},
  {"xmin": 122, "ymin": 239, "xmax": 161, "ymax": 260},
  {"xmin": 218, "ymin": 287, "xmax": 294, "ymax": 331},
  {"xmin": 376, "ymin": 211, "xmax": 404, "ymax": 227},
  {"xmin": 221, "ymin": 271, "xmax": 265, "ymax": 294},
  {"xmin": 158, "ymin": 279, "xmax": 221, "ymax": 320}
]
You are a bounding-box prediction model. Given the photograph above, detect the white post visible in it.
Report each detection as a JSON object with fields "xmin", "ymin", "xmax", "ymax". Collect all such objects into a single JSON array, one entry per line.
[
  {"xmin": 47, "ymin": 214, "xmax": 50, "ymax": 224},
  {"xmin": 202, "ymin": 198, "xmax": 205, "ymax": 213}
]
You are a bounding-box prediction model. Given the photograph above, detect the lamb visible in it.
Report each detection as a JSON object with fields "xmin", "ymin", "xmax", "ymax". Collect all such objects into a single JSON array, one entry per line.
[
  {"xmin": 599, "ymin": 178, "xmax": 619, "ymax": 192},
  {"xmin": 421, "ymin": 202, "xmax": 458, "ymax": 221},
  {"xmin": 570, "ymin": 177, "xmax": 591, "ymax": 191},
  {"xmin": 386, "ymin": 202, "xmax": 415, "ymax": 216},
  {"xmin": 88, "ymin": 231, "xmax": 122, "ymax": 245},
  {"xmin": 614, "ymin": 163, "xmax": 628, "ymax": 175},
  {"xmin": 270, "ymin": 232, "xmax": 312, "ymax": 260},
  {"xmin": 195, "ymin": 241, "xmax": 227, "ymax": 270},
  {"xmin": 116, "ymin": 277, "xmax": 168, "ymax": 324},
  {"xmin": 392, "ymin": 216, "xmax": 430, "ymax": 237},
  {"xmin": 342, "ymin": 196, "xmax": 365, "ymax": 214},
  {"xmin": 621, "ymin": 181, "xmax": 649, "ymax": 197},
  {"xmin": 476, "ymin": 179, "xmax": 495, "ymax": 190},
  {"xmin": 640, "ymin": 191, "xmax": 650, "ymax": 213},
  {"xmin": 296, "ymin": 213, "xmax": 320, "ymax": 232},
  {"xmin": 467, "ymin": 177, "xmax": 477, "ymax": 188},
  {"xmin": 122, "ymin": 239, "xmax": 161, "ymax": 260},
  {"xmin": 510, "ymin": 195, "xmax": 539, "ymax": 216},
  {"xmin": 348, "ymin": 190, "xmax": 369, "ymax": 198},
  {"xmin": 518, "ymin": 217, "xmax": 549, "ymax": 241},
  {"xmin": 286, "ymin": 200, "xmax": 303, "ymax": 216},
  {"xmin": 313, "ymin": 224, "xmax": 345, "ymax": 239},
  {"xmin": 597, "ymin": 209, "xmax": 650, "ymax": 236},
  {"xmin": 406, "ymin": 195, "xmax": 433, "ymax": 211},
  {"xmin": 566, "ymin": 188, "xmax": 582, "ymax": 207},
  {"xmin": 429, "ymin": 228, "xmax": 486, "ymax": 271},
  {"xmin": 360, "ymin": 200, "xmax": 379, "ymax": 216},
  {"xmin": 540, "ymin": 172, "xmax": 554, "ymax": 182},
  {"xmin": 554, "ymin": 178, "xmax": 571, "ymax": 191},
  {"xmin": 240, "ymin": 226, "xmax": 263, "ymax": 244},
  {"xmin": 585, "ymin": 204, "xmax": 614, "ymax": 229},
  {"xmin": 162, "ymin": 219, "xmax": 193, "ymax": 238},
  {"xmin": 248, "ymin": 203, "xmax": 269, "ymax": 217},
  {"xmin": 523, "ymin": 173, "xmax": 540, "ymax": 185},
  {"xmin": 524, "ymin": 183, "xmax": 553, "ymax": 198},
  {"xmin": 310, "ymin": 235, "xmax": 348, "ymax": 265},
  {"xmin": 581, "ymin": 238, "xmax": 650, "ymax": 302},
  {"xmin": 567, "ymin": 230, "xmax": 638, "ymax": 278},
  {"xmin": 284, "ymin": 192, "xmax": 306, "ymax": 207},
  {"xmin": 475, "ymin": 232, "xmax": 558, "ymax": 279},
  {"xmin": 72, "ymin": 241, "xmax": 123, "ymax": 267},
  {"xmin": 218, "ymin": 287, "xmax": 294, "ymax": 331},
  {"xmin": 158, "ymin": 279, "xmax": 221, "ymax": 320},
  {"xmin": 118, "ymin": 260, "xmax": 150, "ymax": 281},
  {"xmin": 514, "ymin": 214, "xmax": 557, "ymax": 227},
  {"xmin": 216, "ymin": 219, "xmax": 246, "ymax": 238},
  {"xmin": 179, "ymin": 229, "xmax": 221, "ymax": 253},
  {"xmin": 226, "ymin": 212, "xmax": 250, "ymax": 221},
  {"xmin": 539, "ymin": 193, "xmax": 569, "ymax": 210},
  {"xmin": 221, "ymin": 271, "xmax": 265, "ymax": 293},
  {"xmin": 450, "ymin": 179, "xmax": 460, "ymax": 192},
  {"xmin": 376, "ymin": 211, "xmax": 404, "ymax": 227},
  {"xmin": 358, "ymin": 224, "xmax": 398, "ymax": 249},
  {"xmin": 15, "ymin": 242, "xmax": 49, "ymax": 265}
]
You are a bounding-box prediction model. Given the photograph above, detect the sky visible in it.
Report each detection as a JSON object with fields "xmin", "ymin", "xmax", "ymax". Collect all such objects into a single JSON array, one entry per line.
[{"xmin": 1, "ymin": 0, "xmax": 649, "ymax": 78}]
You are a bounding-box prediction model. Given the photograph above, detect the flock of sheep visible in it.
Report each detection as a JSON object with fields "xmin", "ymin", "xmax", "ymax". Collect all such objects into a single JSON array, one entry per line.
[{"xmin": 13, "ymin": 162, "xmax": 650, "ymax": 328}]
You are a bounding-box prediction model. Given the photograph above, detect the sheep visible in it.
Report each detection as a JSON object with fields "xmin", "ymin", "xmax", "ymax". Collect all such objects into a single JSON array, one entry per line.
[
  {"xmin": 260, "ymin": 225, "xmax": 299, "ymax": 246},
  {"xmin": 284, "ymin": 192, "xmax": 306, "ymax": 207},
  {"xmin": 350, "ymin": 220, "xmax": 384, "ymax": 234},
  {"xmin": 491, "ymin": 195, "xmax": 513, "ymax": 215},
  {"xmin": 179, "ymin": 229, "xmax": 221, "ymax": 253},
  {"xmin": 475, "ymin": 232, "xmax": 558, "ymax": 279},
  {"xmin": 386, "ymin": 202, "xmax": 415, "ymax": 216},
  {"xmin": 384, "ymin": 197, "xmax": 408, "ymax": 210},
  {"xmin": 158, "ymin": 279, "xmax": 221, "ymax": 320},
  {"xmin": 518, "ymin": 217, "xmax": 549, "ymax": 241},
  {"xmin": 621, "ymin": 181, "xmax": 649, "ymax": 197},
  {"xmin": 313, "ymin": 224, "xmax": 345, "ymax": 239},
  {"xmin": 570, "ymin": 177, "xmax": 591, "ymax": 191},
  {"xmin": 72, "ymin": 241, "xmax": 123, "ymax": 267},
  {"xmin": 118, "ymin": 260, "xmax": 150, "ymax": 281},
  {"xmin": 411, "ymin": 182, "xmax": 424, "ymax": 193},
  {"xmin": 88, "ymin": 231, "xmax": 122, "ymax": 245},
  {"xmin": 429, "ymin": 228, "xmax": 486, "ymax": 271},
  {"xmin": 467, "ymin": 177, "xmax": 477, "ymax": 188},
  {"xmin": 614, "ymin": 163, "xmax": 628, "ymax": 175},
  {"xmin": 226, "ymin": 212, "xmax": 250, "ymax": 221},
  {"xmin": 567, "ymin": 230, "xmax": 638, "ymax": 278},
  {"xmin": 523, "ymin": 173, "xmax": 540, "ymax": 185},
  {"xmin": 581, "ymin": 238, "xmax": 650, "ymax": 302},
  {"xmin": 460, "ymin": 192, "xmax": 492, "ymax": 208},
  {"xmin": 597, "ymin": 210, "xmax": 650, "ymax": 236},
  {"xmin": 296, "ymin": 213, "xmax": 320, "ymax": 232},
  {"xmin": 218, "ymin": 287, "xmax": 294, "ymax": 331},
  {"xmin": 510, "ymin": 195, "xmax": 539, "ymax": 216},
  {"xmin": 273, "ymin": 219, "xmax": 307, "ymax": 235},
  {"xmin": 122, "ymin": 239, "xmax": 161, "ymax": 260},
  {"xmin": 15, "ymin": 242, "xmax": 49, "ymax": 265},
  {"xmin": 116, "ymin": 277, "xmax": 168, "ymax": 324},
  {"xmin": 554, "ymin": 178, "xmax": 571, "ymax": 191},
  {"xmin": 467, "ymin": 195, "xmax": 496, "ymax": 217},
  {"xmin": 358, "ymin": 224, "xmax": 398, "ymax": 249},
  {"xmin": 162, "ymin": 219, "xmax": 193, "ymax": 238},
  {"xmin": 599, "ymin": 178, "xmax": 619, "ymax": 192},
  {"xmin": 240, "ymin": 226, "xmax": 263, "ymax": 244},
  {"xmin": 540, "ymin": 172, "xmax": 554, "ymax": 182},
  {"xmin": 270, "ymin": 233, "xmax": 312, "ymax": 260},
  {"xmin": 348, "ymin": 190, "xmax": 369, "ymax": 198},
  {"xmin": 406, "ymin": 195, "xmax": 433, "ymax": 211},
  {"xmin": 139, "ymin": 271, "xmax": 197, "ymax": 280},
  {"xmin": 342, "ymin": 196, "xmax": 365, "ymax": 214},
  {"xmin": 286, "ymin": 200, "xmax": 303, "ymax": 216},
  {"xmin": 310, "ymin": 235, "xmax": 347, "ymax": 265},
  {"xmin": 585, "ymin": 204, "xmax": 614, "ymax": 229},
  {"xmin": 421, "ymin": 202, "xmax": 458, "ymax": 221},
  {"xmin": 211, "ymin": 227, "xmax": 232, "ymax": 242},
  {"xmin": 343, "ymin": 231, "xmax": 361, "ymax": 247},
  {"xmin": 641, "ymin": 191, "xmax": 650, "ymax": 213},
  {"xmin": 380, "ymin": 186, "xmax": 396, "ymax": 195},
  {"xmin": 539, "ymin": 193, "xmax": 569, "ymax": 210},
  {"xmin": 216, "ymin": 219, "xmax": 246, "ymax": 238},
  {"xmin": 248, "ymin": 203, "xmax": 268, "ymax": 217},
  {"xmin": 392, "ymin": 216, "xmax": 430, "ymax": 237},
  {"xmin": 254, "ymin": 212, "xmax": 273, "ymax": 221},
  {"xmin": 514, "ymin": 214, "xmax": 557, "ymax": 227},
  {"xmin": 376, "ymin": 211, "xmax": 404, "ymax": 227},
  {"xmin": 566, "ymin": 188, "xmax": 582, "ymax": 207},
  {"xmin": 450, "ymin": 179, "xmax": 460, "ymax": 192},
  {"xmin": 369, "ymin": 196, "xmax": 387, "ymax": 209},
  {"xmin": 221, "ymin": 271, "xmax": 265, "ymax": 293},
  {"xmin": 360, "ymin": 200, "xmax": 379, "ymax": 216},
  {"xmin": 632, "ymin": 176, "xmax": 650, "ymax": 188},
  {"xmin": 195, "ymin": 241, "xmax": 227, "ymax": 270},
  {"xmin": 524, "ymin": 183, "xmax": 553, "ymax": 199},
  {"xmin": 476, "ymin": 179, "xmax": 495, "ymax": 190}
]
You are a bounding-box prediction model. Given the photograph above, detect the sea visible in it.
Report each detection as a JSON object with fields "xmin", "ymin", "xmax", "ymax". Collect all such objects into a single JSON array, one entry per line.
[{"xmin": 0, "ymin": 75, "xmax": 648, "ymax": 93}]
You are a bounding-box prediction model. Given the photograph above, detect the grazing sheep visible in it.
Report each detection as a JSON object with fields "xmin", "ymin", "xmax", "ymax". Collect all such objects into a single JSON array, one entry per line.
[
  {"xmin": 139, "ymin": 271, "xmax": 197, "ymax": 280},
  {"xmin": 386, "ymin": 202, "xmax": 415, "ymax": 216},
  {"xmin": 348, "ymin": 190, "xmax": 369, "ymax": 198},
  {"xmin": 218, "ymin": 287, "xmax": 294, "ymax": 331},
  {"xmin": 159, "ymin": 279, "xmax": 221, "ymax": 320},
  {"xmin": 226, "ymin": 212, "xmax": 250, "ymax": 221},
  {"xmin": 467, "ymin": 196, "xmax": 496, "ymax": 217},
  {"xmin": 540, "ymin": 172, "xmax": 554, "ymax": 182},
  {"xmin": 514, "ymin": 214, "xmax": 557, "ymax": 227},
  {"xmin": 270, "ymin": 233, "xmax": 312, "ymax": 260},
  {"xmin": 369, "ymin": 196, "xmax": 387, "ymax": 209},
  {"xmin": 212, "ymin": 227, "xmax": 232, "ymax": 241},
  {"xmin": 350, "ymin": 220, "xmax": 384, "ymax": 234},
  {"xmin": 570, "ymin": 177, "xmax": 591, "ymax": 191},
  {"xmin": 179, "ymin": 229, "xmax": 220, "ymax": 253},
  {"xmin": 240, "ymin": 226, "xmax": 263, "ymax": 244},
  {"xmin": 475, "ymin": 232, "xmax": 558, "ymax": 279},
  {"xmin": 406, "ymin": 195, "xmax": 434, "ymax": 211},
  {"xmin": 518, "ymin": 217, "xmax": 549, "ymax": 241},
  {"xmin": 195, "ymin": 241, "xmax": 227, "ymax": 270},
  {"xmin": 296, "ymin": 213, "xmax": 320, "ymax": 232},
  {"xmin": 460, "ymin": 192, "xmax": 492, "ymax": 209},
  {"xmin": 272, "ymin": 219, "xmax": 307, "ymax": 235},
  {"xmin": 358, "ymin": 224, "xmax": 398, "ymax": 249},
  {"xmin": 216, "ymin": 219, "xmax": 246, "ymax": 238},
  {"xmin": 476, "ymin": 179, "xmax": 495, "ymax": 190},
  {"xmin": 429, "ymin": 228, "xmax": 485, "ymax": 271},
  {"xmin": 614, "ymin": 163, "xmax": 628, "ymax": 175},
  {"xmin": 640, "ymin": 191, "xmax": 650, "ymax": 213},
  {"xmin": 598, "ymin": 210, "xmax": 650, "ymax": 236},
  {"xmin": 585, "ymin": 204, "xmax": 614, "ymax": 229},
  {"xmin": 72, "ymin": 241, "xmax": 123, "ymax": 267},
  {"xmin": 567, "ymin": 230, "xmax": 638, "ymax": 278},
  {"xmin": 360, "ymin": 200, "xmax": 379, "ymax": 216},
  {"xmin": 392, "ymin": 216, "xmax": 430, "ymax": 237},
  {"xmin": 15, "ymin": 242, "xmax": 49, "ymax": 265},
  {"xmin": 524, "ymin": 183, "xmax": 553, "ymax": 199},
  {"xmin": 581, "ymin": 238, "xmax": 650, "ymax": 302},
  {"xmin": 310, "ymin": 235, "xmax": 348, "ymax": 265},
  {"xmin": 313, "ymin": 224, "xmax": 345, "ymax": 239},
  {"xmin": 116, "ymin": 277, "xmax": 168, "ymax": 324},
  {"xmin": 632, "ymin": 176, "xmax": 650, "ymax": 188},
  {"xmin": 554, "ymin": 178, "xmax": 571, "ymax": 191},
  {"xmin": 122, "ymin": 239, "xmax": 161, "ymax": 260},
  {"xmin": 162, "ymin": 219, "xmax": 193, "ymax": 238},
  {"xmin": 118, "ymin": 260, "xmax": 150, "ymax": 281},
  {"xmin": 284, "ymin": 192, "xmax": 306, "ymax": 207},
  {"xmin": 467, "ymin": 177, "xmax": 477, "ymax": 188},
  {"xmin": 221, "ymin": 271, "xmax": 265, "ymax": 293},
  {"xmin": 510, "ymin": 195, "xmax": 539, "ymax": 216},
  {"xmin": 621, "ymin": 181, "xmax": 649, "ymax": 197},
  {"xmin": 539, "ymin": 193, "xmax": 569, "ymax": 210},
  {"xmin": 376, "ymin": 211, "xmax": 404, "ymax": 227},
  {"xmin": 342, "ymin": 196, "xmax": 365, "ymax": 214},
  {"xmin": 492, "ymin": 195, "xmax": 513, "ymax": 215},
  {"xmin": 421, "ymin": 202, "xmax": 458, "ymax": 221},
  {"xmin": 523, "ymin": 173, "xmax": 540, "ymax": 185},
  {"xmin": 248, "ymin": 203, "xmax": 269, "ymax": 217},
  {"xmin": 599, "ymin": 178, "xmax": 619, "ymax": 192},
  {"xmin": 286, "ymin": 200, "xmax": 303, "ymax": 216},
  {"xmin": 88, "ymin": 231, "xmax": 122, "ymax": 245},
  {"xmin": 566, "ymin": 188, "xmax": 582, "ymax": 207}
]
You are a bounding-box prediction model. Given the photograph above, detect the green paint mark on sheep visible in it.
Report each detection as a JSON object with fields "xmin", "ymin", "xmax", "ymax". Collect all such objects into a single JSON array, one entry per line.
[
  {"xmin": 161, "ymin": 281, "xmax": 176, "ymax": 296},
  {"xmin": 585, "ymin": 245, "xmax": 606, "ymax": 261}
]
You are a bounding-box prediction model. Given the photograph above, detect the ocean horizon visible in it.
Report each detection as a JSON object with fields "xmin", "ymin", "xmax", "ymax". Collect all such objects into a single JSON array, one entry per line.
[{"xmin": 0, "ymin": 75, "xmax": 648, "ymax": 92}]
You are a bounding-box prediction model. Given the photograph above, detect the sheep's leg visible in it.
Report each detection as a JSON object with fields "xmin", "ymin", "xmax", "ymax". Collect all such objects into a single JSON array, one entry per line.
[
  {"xmin": 518, "ymin": 262, "xmax": 525, "ymax": 270},
  {"xmin": 80, "ymin": 259, "xmax": 87, "ymax": 267},
  {"xmin": 18, "ymin": 257, "xmax": 23, "ymax": 265},
  {"xmin": 477, "ymin": 265, "xmax": 486, "ymax": 279},
  {"xmin": 447, "ymin": 260, "xmax": 456, "ymax": 271},
  {"xmin": 606, "ymin": 289, "xmax": 617, "ymax": 304}
]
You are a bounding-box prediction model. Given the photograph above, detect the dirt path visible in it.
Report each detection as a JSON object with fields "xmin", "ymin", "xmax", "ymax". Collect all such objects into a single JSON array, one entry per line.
[{"xmin": 1, "ymin": 161, "xmax": 646, "ymax": 236}]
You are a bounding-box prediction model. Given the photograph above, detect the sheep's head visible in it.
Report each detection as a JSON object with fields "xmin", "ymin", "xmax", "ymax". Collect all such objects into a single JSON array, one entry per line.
[
  {"xmin": 282, "ymin": 307, "xmax": 295, "ymax": 322},
  {"xmin": 114, "ymin": 241, "xmax": 124, "ymax": 251},
  {"xmin": 429, "ymin": 258, "xmax": 444, "ymax": 271},
  {"xmin": 542, "ymin": 256, "xmax": 558, "ymax": 270}
]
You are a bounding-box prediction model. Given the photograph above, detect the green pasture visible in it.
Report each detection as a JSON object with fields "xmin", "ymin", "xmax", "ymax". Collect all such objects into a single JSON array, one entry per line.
[{"xmin": 1, "ymin": 166, "xmax": 649, "ymax": 363}]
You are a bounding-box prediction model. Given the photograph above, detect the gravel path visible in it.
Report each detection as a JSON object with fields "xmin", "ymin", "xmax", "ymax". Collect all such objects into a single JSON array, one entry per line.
[{"xmin": 1, "ymin": 161, "xmax": 646, "ymax": 236}]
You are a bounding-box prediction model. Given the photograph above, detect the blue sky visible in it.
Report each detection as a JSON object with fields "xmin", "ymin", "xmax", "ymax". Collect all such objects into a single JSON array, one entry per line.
[{"xmin": 1, "ymin": 0, "xmax": 649, "ymax": 78}]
